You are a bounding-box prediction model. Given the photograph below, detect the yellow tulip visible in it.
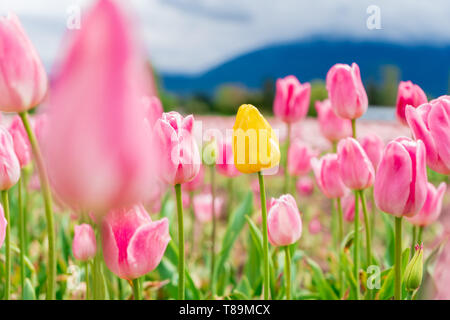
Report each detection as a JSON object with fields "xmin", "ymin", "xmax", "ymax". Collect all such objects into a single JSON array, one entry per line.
[{"xmin": 232, "ymin": 104, "xmax": 280, "ymax": 174}]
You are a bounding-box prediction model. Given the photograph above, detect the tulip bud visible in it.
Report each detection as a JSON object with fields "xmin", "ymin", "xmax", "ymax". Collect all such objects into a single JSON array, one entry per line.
[
  {"xmin": 404, "ymin": 244, "xmax": 424, "ymax": 292},
  {"xmin": 406, "ymin": 96, "xmax": 450, "ymax": 174},
  {"xmin": 202, "ymin": 137, "xmax": 218, "ymax": 166},
  {"xmin": 154, "ymin": 112, "xmax": 201, "ymax": 185},
  {"xmin": 267, "ymin": 194, "xmax": 302, "ymax": 246},
  {"xmin": 193, "ymin": 192, "xmax": 224, "ymax": 223},
  {"xmin": 233, "ymin": 104, "xmax": 280, "ymax": 174},
  {"xmin": 360, "ymin": 133, "xmax": 384, "ymax": 171},
  {"xmin": 0, "ymin": 127, "xmax": 21, "ymax": 190},
  {"xmin": 0, "ymin": 13, "xmax": 48, "ymax": 112},
  {"xmin": 8, "ymin": 116, "xmax": 32, "ymax": 168},
  {"xmin": 407, "ymin": 182, "xmax": 447, "ymax": 227},
  {"xmin": 287, "ymin": 140, "xmax": 316, "ymax": 176},
  {"xmin": 315, "ymin": 99, "xmax": 352, "ymax": 142},
  {"xmin": 72, "ymin": 224, "xmax": 97, "ymax": 261},
  {"xmin": 396, "ymin": 81, "xmax": 427, "ymax": 126},
  {"xmin": 102, "ymin": 204, "xmax": 170, "ymax": 280},
  {"xmin": 374, "ymin": 137, "xmax": 428, "ymax": 217},
  {"xmin": 337, "ymin": 138, "xmax": 375, "ymax": 190},
  {"xmin": 273, "ymin": 75, "xmax": 311, "ymax": 123},
  {"xmin": 216, "ymin": 140, "xmax": 241, "ymax": 178},
  {"xmin": 0, "ymin": 204, "xmax": 6, "ymax": 249},
  {"xmin": 326, "ymin": 63, "xmax": 368, "ymax": 120},
  {"xmin": 311, "ymin": 154, "xmax": 348, "ymax": 199}
]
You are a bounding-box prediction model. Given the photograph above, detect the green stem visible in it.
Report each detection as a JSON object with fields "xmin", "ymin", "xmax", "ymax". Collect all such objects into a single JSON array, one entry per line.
[
  {"xmin": 284, "ymin": 123, "xmax": 291, "ymax": 194},
  {"xmin": 189, "ymin": 191, "xmax": 195, "ymax": 257},
  {"xmin": 19, "ymin": 111, "xmax": 56, "ymax": 300},
  {"xmin": 210, "ymin": 166, "xmax": 217, "ymax": 297},
  {"xmin": 132, "ymin": 278, "xmax": 141, "ymax": 300},
  {"xmin": 411, "ymin": 225, "xmax": 417, "ymax": 259},
  {"xmin": 353, "ymin": 190, "xmax": 360, "ymax": 300},
  {"xmin": 2, "ymin": 190, "xmax": 11, "ymax": 300},
  {"xmin": 258, "ymin": 171, "xmax": 270, "ymax": 300},
  {"xmin": 417, "ymin": 226, "xmax": 424, "ymax": 245},
  {"xmin": 332, "ymin": 141, "xmax": 337, "ymax": 153},
  {"xmin": 359, "ymin": 190, "xmax": 372, "ymax": 267},
  {"xmin": 18, "ymin": 176, "xmax": 26, "ymax": 298},
  {"xmin": 85, "ymin": 262, "xmax": 90, "ymax": 300},
  {"xmin": 359, "ymin": 190, "xmax": 372, "ymax": 299},
  {"xmin": 284, "ymin": 246, "xmax": 291, "ymax": 300},
  {"xmin": 336, "ymin": 197, "xmax": 345, "ymax": 296},
  {"xmin": 175, "ymin": 184, "xmax": 185, "ymax": 300},
  {"xmin": 394, "ymin": 217, "xmax": 403, "ymax": 300},
  {"xmin": 351, "ymin": 119, "xmax": 357, "ymax": 138},
  {"xmin": 370, "ymin": 188, "xmax": 376, "ymax": 242}
]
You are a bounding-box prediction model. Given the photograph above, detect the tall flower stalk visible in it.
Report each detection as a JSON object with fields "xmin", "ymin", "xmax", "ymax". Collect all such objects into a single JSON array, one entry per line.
[{"xmin": 175, "ymin": 184, "xmax": 185, "ymax": 300}]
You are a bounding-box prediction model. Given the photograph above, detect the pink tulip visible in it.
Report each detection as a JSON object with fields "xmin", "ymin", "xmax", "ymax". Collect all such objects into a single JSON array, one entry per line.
[
  {"xmin": 374, "ymin": 137, "xmax": 428, "ymax": 217},
  {"xmin": 311, "ymin": 154, "xmax": 348, "ymax": 198},
  {"xmin": 315, "ymin": 99, "xmax": 352, "ymax": 142},
  {"xmin": 267, "ymin": 194, "xmax": 302, "ymax": 246},
  {"xmin": 154, "ymin": 112, "xmax": 201, "ymax": 186},
  {"xmin": 193, "ymin": 193, "xmax": 224, "ymax": 223},
  {"xmin": 182, "ymin": 164, "xmax": 204, "ymax": 192},
  {"xmin": 102, "ymin": 204, "xmax": 170, "ymax": 280},
  {"xmin": 42, "ymin": 0, "xmax": 157, "ymax": 213},
  {"xmin": 72, "ymin": 224, "xmax": 97, "ymax": 261},
  {"xmin": 337, "ymin": 137, "xmax": 375, "ymax": 190},
  {"xmin": 216, "ymin": 140, "xmax": 241, "ymax": 178},
  {"xmin": 407, "ymin": 182, "xmax": 446, "ymax": 227},
  {"xmin": 296, "ymin": 176, "xmax": 314, "ymax": 197},
  {"xmin": 0, "ymin": 13, "xmax": 48, "ymax": 112},
  {"xmin": 342, "ymin": 193, "xmax": 363, "ymax": 222},
  {"xmin": 396, "ymin": 81, "xmax": 427, "ymax": 126},
  {"xmin": 0, "ymin": 127, "xmax": 20, "ymax": 190},
  {"xmin": 8, "ymin": 116, "xmax": 31, "ymax": 168},
  {"xmin": 308, "ymin": 216, "xmax": 322, "ymax": 235},
  {"xmin": 143, "ymin": 96, "xmax": 163, "ymax": 128},
  {"xmin": 0, "ymin": 204, "xmax": 6, "ymax": 248},
  {"xmin": 406, "ymin": 96, "xmax": 450, "ymax": 174},
  {"xmin": 434, "ymin": 241, "xmax": 450, "ymax": 299},
  {"xmin": 326, "ymin": 63, "xmax": 368, "ymax": 119},
  {"xmin": 360, "ymin": 133, "xmax": 384, "ymax": 171},
  {"xmin": 273, "ymin": 75, "xmax": 311, "ymax": 123},
  {"xmin": 288, "ymin": 140, "xmax": 316, "ymax": 176}
]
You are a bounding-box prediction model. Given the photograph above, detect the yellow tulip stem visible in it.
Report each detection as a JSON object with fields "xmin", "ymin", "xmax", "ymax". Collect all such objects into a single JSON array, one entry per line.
[{"xmin": 258, "ymin": 171, "xmax": 270, "ymax": 300}]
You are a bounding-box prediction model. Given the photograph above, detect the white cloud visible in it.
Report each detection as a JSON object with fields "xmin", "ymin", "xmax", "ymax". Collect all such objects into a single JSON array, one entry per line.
[{"xmin": 1, "ymin": 0, "xmax": 449, "ymax": 74}]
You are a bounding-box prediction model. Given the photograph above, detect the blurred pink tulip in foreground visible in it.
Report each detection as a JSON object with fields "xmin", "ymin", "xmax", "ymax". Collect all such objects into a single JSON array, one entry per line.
[
  {"xmin": 407, "ymin": 182, "xmax": 447, "ymax": 227},
  {"xmin": 154, "ymin": 112, "xmax": 201, "ymax": 186},
  {"xmin": 326, "ymin": 63, "xmax": 368, "ymax": 120},
  {"xmin": 267, "ymin": 194, "xmax": 302, "ymax": 246},
  {"xmin": 337, "ymin": 137, "xmax": 375, "ymax": 190},
  {"xmin": 315, "ymin": 99, "xmax": 352, "ymax": 143},
  {"xmin": 374, "ymin": 137, "xmax": 428, "ymax": 217},
  {"xmin": 406, "ymin": 96, "xmax": 450, "ymax": 174},
  {"xmin": 102, "ymin": 204, "xmax": 170, "ymax": 280},
  {"xmin": 0, "ymin": 13, "xmax": 48, "ymax": 112},
  {"xmin": 72, "ymin": 224, "xmax": 97, "ymax": 261},
  {"xmin": 273, "ymin": 75, "xmax": 311, "ymax": 123},
  {"xmin": 42, "ymin": 0, "xmax": 157, "ymax": 213},
  {"xmin": 396, "ymin": 81, "xmax": 427, "ymax": 126}
]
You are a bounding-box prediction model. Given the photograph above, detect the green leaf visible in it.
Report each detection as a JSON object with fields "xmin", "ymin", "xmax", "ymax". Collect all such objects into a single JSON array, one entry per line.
[
  {"xmin": 380, "ymin": 212, "xmax": 395, "ymax": 267},
  {"xmin": 213, "ymin": 192, "xmax": 253, "ymax": 294},
  {"xmin": 306, "ymin": 258, "xmax": 339, "ymax": 300},
  {"xmin": 377, "ymin": 248, "xmax": 410, "ymax": 300},
  {"xmin": 23, "ymin": 279, "xmax": 36, "ymax": 300}
]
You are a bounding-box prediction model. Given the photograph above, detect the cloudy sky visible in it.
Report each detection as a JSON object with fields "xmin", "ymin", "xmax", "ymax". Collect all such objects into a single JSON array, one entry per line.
[{"xmin": 1, "ymin": 0, "xmax": 449, "ymax": 74}]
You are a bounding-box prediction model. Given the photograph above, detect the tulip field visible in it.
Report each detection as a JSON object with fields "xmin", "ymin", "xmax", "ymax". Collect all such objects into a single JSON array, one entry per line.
[{"xmin": 0, "ymin": 0, "xmax": 449, "ymax": 303}]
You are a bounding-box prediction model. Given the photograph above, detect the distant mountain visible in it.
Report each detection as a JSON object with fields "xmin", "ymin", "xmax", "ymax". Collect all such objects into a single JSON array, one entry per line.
[{"xmin": 161, "ymin": 40, "xmax": 450, "ymax": 97}]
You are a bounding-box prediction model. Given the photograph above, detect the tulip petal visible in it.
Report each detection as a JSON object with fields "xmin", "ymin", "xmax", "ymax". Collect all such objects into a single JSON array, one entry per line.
[
  {"xmin": 374, "ymin": 141, "xmax": 412, "ymax": 216},
  {"xmin": 429, "ymin": 101, "xmax": 450, "ymax": 173},
  {"xmin": 126, "ymin": 218, "xmax": 170, "ymax": 279}
]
